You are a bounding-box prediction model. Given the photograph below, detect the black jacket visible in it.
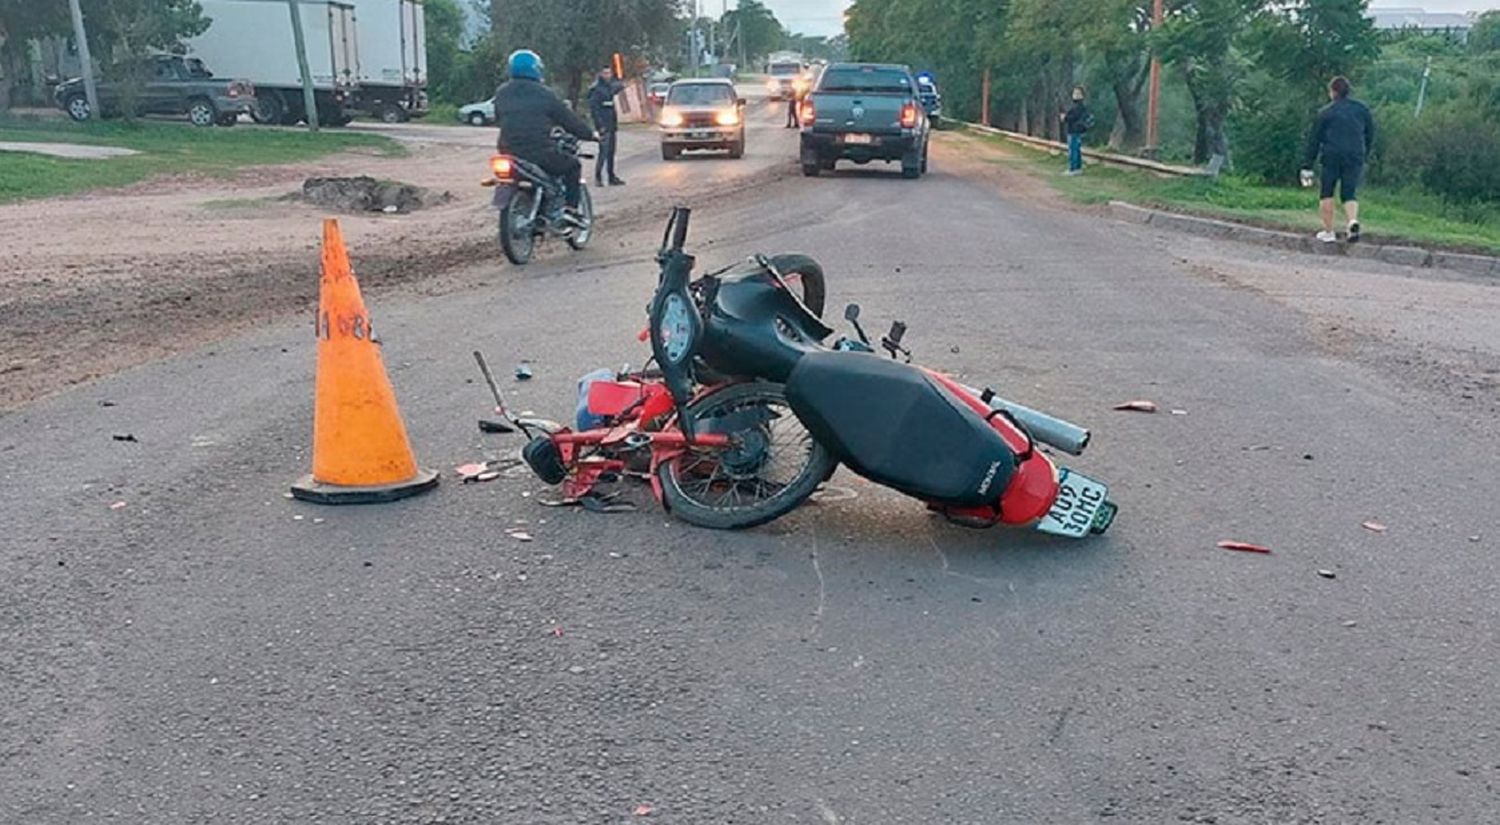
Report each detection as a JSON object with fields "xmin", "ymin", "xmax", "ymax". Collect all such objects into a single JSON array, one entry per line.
[
  {"xmin": 493, "ymin": 77, "xmax": 594, "ymax": 156},
  {"xmin": 1303, "ymin": 97, "xmax": 1375, "ymax": 167},
  {"xmin": 1063, "ymin": 102, "xmax": 1092, "ymax": 135},
  {"xmin": 587, "ymin": 78, "xmax": 624, "ymax": 132}
]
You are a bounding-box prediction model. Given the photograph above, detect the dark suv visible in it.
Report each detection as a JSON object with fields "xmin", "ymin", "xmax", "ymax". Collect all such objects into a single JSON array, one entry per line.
[
  {"xmin": 54, "ymin": 55, "xmax": 254, "ymax": 127},
  {"xmin": 799, "ymin": 63, "xmax": 930, "ymax": 179}
]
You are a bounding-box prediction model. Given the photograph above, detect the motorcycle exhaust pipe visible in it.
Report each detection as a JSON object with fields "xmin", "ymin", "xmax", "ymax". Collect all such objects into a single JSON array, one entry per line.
[{"xmin": 962, "ymin": 384, "xmax": 1091, "ymax": 456}]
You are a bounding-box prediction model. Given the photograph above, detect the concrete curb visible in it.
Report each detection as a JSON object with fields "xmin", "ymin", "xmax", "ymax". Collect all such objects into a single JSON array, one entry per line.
[
  {"xmin": 1107, "ymin": 201, "xmax": 1499, "ymax": 277},
  {"xmin": 965, "ymin": 122, "xmax": 1206, "ymax": 177}
]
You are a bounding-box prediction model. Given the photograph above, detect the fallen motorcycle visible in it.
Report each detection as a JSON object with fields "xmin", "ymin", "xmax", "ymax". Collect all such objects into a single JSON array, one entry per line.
[
  {"xmin": 495, "ymin": 207, "xmax": 1117, "ymax": 538},
  {"xmin": 484, "ymin": 129, "xmax": 596, "ymax": 266}
]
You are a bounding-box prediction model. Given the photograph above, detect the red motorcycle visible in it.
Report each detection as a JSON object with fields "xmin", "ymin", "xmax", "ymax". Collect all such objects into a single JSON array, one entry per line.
[{"xmin": 500, "ymin": 208, "xmax": 1117, "ymax": 538}]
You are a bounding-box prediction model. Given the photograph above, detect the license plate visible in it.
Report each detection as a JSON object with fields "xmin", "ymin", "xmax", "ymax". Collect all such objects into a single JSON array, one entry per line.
[
  {"xmin": 689, "ymin": 131, "xmax": 712, "ymax": 140},
  {"xmin": 1035, "ymin": 469, "xmax": 1111, "ymax": 538},
  {"xmin": 843, "ymin": 133, "xmax": 874, "ymax": 145}
]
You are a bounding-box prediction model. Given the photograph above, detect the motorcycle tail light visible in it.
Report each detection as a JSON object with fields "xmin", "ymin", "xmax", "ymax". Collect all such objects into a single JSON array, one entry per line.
[
  {"xmin": 900, "ymin": 102, "xmax": 918, "ymax": 129},
  {"xmin": 799, "ymin": 99, "xmax": 815, "ymax": 124},
  {"xmin": 490, "ymin": 155, "xmax": 515, "ymax": 180}
]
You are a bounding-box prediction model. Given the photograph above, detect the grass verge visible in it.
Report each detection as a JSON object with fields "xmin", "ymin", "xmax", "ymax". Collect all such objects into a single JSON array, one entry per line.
[
  {"xmin": 0, "ymin": 118, "xmax": 404, "ymax": 203},
  {"xmin": 958, "ymin": 127, "xmax": 1500, "ymax": 256}
]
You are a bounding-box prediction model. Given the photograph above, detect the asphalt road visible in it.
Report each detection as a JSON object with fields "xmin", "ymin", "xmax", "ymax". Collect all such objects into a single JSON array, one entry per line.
[{"xmin": 4, "ymin": 98, "xmax": 1499, "ymax": 824}]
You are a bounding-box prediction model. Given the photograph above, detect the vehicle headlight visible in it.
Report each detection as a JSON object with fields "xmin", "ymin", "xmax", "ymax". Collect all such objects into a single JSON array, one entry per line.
[
  {"xmin": 715, "ymin": 110, "xmax": 740, "ymax": 126},
  {"xmin": 660, "ymin": 109, "xmax": 683, "ymax": 128}
]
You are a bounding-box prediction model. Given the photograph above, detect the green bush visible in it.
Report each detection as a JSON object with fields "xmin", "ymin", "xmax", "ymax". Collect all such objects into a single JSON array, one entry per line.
[
  {"xmin": 1230, "ymin": 77, "xmax": 1314, "ymax": 184},
  {"xmin": 1384, "ymin": 106, "xmax": 1500, "ymax": 203}
]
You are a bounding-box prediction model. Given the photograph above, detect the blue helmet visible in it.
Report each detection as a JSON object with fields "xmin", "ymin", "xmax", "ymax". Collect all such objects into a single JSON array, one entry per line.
[{"xmin": 508, "ymin": 49, "xmax": 544, "ymax": 81}]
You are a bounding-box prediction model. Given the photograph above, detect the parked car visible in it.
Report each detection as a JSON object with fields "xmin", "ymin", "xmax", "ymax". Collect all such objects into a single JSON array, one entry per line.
[
  {"xmin": 647, "ymin": 82, "xmax": 671, "ymax": 109},
  {"xmin": 916, "ymin": 73, "xmax": 943, "ymax": 127},
  {"xmin": 798, "ymin": 62, "xmax": 931, "ymax": 179},
  {"xmin": 54, "ymin": 54, "xmax": 254, "ymax": 127},
  {"xmin": 458, "ymin": 97, "xmax": 495, "ymax": 126},
  {"xmin": 658, "ymin": 78, "xmax": 746, "ymax": 160}
]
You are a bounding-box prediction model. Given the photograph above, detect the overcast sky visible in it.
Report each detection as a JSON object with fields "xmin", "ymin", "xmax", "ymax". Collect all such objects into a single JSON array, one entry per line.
[{"xmin": 734, "ymin": 1, "xmax": 1500, "ymax": 38}]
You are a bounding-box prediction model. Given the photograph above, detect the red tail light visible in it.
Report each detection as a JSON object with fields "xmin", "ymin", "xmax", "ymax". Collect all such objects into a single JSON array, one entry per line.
[
  {"xmin": 490, "ymin": 155, "xmax": 515, "ymax": 180},
  {"xmin": 900, "ymin": 102, "xmax": 918, "ymax": 129},
  {"xmin": 798, "ymin": 99, "xmax": 815, "ymax": 125}
]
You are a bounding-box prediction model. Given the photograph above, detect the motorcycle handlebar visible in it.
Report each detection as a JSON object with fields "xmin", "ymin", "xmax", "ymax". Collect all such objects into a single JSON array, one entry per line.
[{"xmin": 669, "ymin": 207, "xmax": 691, "ymax": 252}]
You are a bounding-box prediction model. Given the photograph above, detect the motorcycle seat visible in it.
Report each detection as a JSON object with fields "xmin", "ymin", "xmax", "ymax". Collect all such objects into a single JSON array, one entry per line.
[{"xmin": 786, "ymin": 351, "xmax": 1016, "ymax": 507}]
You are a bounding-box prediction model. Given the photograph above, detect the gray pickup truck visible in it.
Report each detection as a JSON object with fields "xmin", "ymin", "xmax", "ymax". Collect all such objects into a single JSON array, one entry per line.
[
  {"xmin": 54, "ymin": 54, "xmax": 254, "ymax": 127},
  {"xmin": 798, "ymin": 62, "xmax": 930, "ymax": 179}
]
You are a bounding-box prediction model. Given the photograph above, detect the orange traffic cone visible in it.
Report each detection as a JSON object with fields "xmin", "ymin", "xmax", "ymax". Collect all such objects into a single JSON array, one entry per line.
[{"xmin": 291, "ymin": 219, "xmax": 438, "ymax": 504}]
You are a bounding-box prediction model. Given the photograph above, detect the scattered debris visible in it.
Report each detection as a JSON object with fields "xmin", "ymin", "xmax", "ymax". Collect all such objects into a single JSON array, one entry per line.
[
  {"xmin": 810, "ymin": 486, "xmax": 859, "ymax": 503},
  {"xmin": 1217, "ymin": 540, "xmax": 1271, "ymax": 554},
  {"xmin": 381, "ymin": 204, "xmax": 399, "ymax": 214},
  {"xmin": 515, "ymin": 361, "xmax": 534, "ymax": 381},
  {"xmin": 1245, "ymin": 444, "xmax": 1272, "ymax": 452},
  {"xmin": 1361, "ymin": 521, "xmax": 1388, "ymax": 533},
  {"xmin": 478, "ymin": 419, "xmax": 514, "ymax": 433},
  {"xmin": 510, "ymin": 531, "xmax": 534, "ymax": 542},
  {"xmin": 108, "ymin": 501, "xmax": 127, "ymax": 510},
  {"xmin": 1471, "ymin": 536, "xmax": 1482, "ymax": 543},
  {"xmin": 455, "ymin": 463, "xmax": 487, "ymax": 480},
  {"xmin": 1113, "ymin": 400, "xmax": 1158, "ymax": 413},
  {"xmin": 1170, "ymin": 409, "xmax": 1188, "ymax": 416},
  {"xmin": 1317, "ymin": 569, "xmax": 1337, "ymax": 579},
  {"xmin": 633, "ymin": 804, "xmax": 654, "ymax": 817},
  {"xmin": 111, "ymin": 434, "xmax": 138, "ymax": 443},
  {"xmin": 1342, "ymin": 620, "xmax": 1358, "ymax": 627},
  {"xmin": 949, "ymin": 345, "xmax": 961, "ymax": 354},
  {"xmin": 568, "ymin": 665, "xmax": 586, "ymax": 675},
  {"xmin": 476, "ymin": 470, "xmax": 501, "ymax": 482},
  {"xmin": 312, "ymin": 518, "xmax": 325, "ymax": 525},
  {"xmin": 98, "ymin": 400, "xmax": 117, "ymax": 408},
  {"xmin": 550, "ymin": 626, "xmax": 564, "ymax": 637},
  {"xmin": 282, "ymin": 492, "xmax": 295, "ymax": 500},
  {"xmin": 456, "ymin": 459, "xmax": 523, "ymax": 483}
]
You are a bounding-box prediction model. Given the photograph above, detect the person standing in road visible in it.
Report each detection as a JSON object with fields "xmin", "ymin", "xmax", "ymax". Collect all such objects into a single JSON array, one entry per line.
[
  {"xmin": 1060, "ymin": 86, "xmax": 1093, "ymax": 175},
  {"xmin": 1301, "ymin": 75, "xmax": 1375, "ymax": 244},
  {"xmin": 587, "ymin": 66, "xmax": 626, "ymax": 187}
]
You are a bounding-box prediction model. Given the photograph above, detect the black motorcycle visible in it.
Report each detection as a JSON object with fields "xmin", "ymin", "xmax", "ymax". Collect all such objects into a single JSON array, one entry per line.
[{"xmin": 485, "ymin": 129, "xmax": 595, "ymax": 266}]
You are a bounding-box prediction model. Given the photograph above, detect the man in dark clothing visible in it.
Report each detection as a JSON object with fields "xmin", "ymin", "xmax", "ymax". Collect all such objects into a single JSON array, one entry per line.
[
  {"xmin": 1301, "ymin": 75, "xmax": 1375, "ymax": 243},
  {"xmin": 1060, "ymin": 86, "xmax": 1092, "ymax": 175},
  {"xmin": 586, "ymin": 67, "xmax": 626, "ymax": 186},
  {"xmin": 493, "ymin": 49, "xmax": 596, "ymax": 215}
]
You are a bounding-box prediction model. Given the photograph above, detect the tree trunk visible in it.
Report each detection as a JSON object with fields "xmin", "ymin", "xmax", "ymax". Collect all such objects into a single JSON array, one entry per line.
[{"xmin": 1109, "ymin": 68, "xmax": 1147, "ymax": 152}]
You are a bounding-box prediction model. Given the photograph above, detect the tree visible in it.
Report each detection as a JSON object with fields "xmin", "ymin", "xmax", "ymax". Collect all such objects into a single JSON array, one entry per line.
[
  {"xmin": 1157, "ymin": 0, "xmax": 1261, "ymax": 164},
  {"xmin": 1470, "ymin": 10, "xmax": 1500, "ymax": 54},
  {"xmin": 424, "ymin": 0, "xmax": 473, "ymax": 103},
  {"xmin": 0, "ymin": 0, "xmax": 71, "ymax": 107},
  {"xmin": 721, "ymin": 0, "xmax": 783, "ymax": 63},
  {"xmin": 487, "ymin": 0, "xmax": 681, "ymax": 102},
  {"xmin": 1075, "ymin": 0, "xmax": 1155, "ymax": 150}
]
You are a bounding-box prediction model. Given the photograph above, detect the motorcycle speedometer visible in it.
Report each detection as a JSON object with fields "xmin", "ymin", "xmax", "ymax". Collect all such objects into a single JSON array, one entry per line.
[{"xmin": 659, "ymin": 292, "xmax": 694, "ymax": 364}]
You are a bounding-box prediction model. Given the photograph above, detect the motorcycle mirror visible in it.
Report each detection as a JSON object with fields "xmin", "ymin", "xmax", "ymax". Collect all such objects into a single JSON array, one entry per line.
[{"xmin": 844, "ymin": 303, "xmax": 861, "ymax": 322}]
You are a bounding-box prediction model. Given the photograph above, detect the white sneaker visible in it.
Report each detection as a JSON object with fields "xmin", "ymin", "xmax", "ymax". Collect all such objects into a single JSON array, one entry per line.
[{"xmin": 1315, "ymin": 230, "xmax": 1338, "ymax": 243}]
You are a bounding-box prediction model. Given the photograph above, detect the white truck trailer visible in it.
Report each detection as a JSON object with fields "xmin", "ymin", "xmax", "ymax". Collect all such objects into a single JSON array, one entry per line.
[
  {"xmin": 185, "ymin": 0, "xmax": 427, "ymax": 125},
  {"xmin": 345, "ymin": 0, "xmax": 428, "ymax": 122}
]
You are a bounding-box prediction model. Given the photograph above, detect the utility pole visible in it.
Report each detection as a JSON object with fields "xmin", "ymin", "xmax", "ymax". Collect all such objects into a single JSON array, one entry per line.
[
  {"xmin": 981, "ymin": 68, "xmax": 991, "ymax": 127},
  {"xmin": 1144, "ymin": 0, "xmax": 1164, "ymax": 158},
  {"xmin": 1414, "ymin": 55, "xmax": 1432, "ymax": 118},
  {"xmin": 286, "ymin": 0, "xmax": 320, "ymax": 131},
  {"xmin": 65, "ymin": 0, "xmax": 99, "ymax": 119}
]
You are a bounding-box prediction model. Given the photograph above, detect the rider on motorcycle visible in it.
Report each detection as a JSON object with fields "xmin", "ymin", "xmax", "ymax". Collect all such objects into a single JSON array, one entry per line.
[{"xmin": 493, "ymin": 49, "xmax": 597, "ymax": 218}]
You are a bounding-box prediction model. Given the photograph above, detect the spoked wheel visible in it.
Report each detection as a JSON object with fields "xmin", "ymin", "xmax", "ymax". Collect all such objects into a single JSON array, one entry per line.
[
  {"xmin": 566, "ymin": 186, "xmax": 594, "ymax": 250},
  {"xmin": 499, "ymin": 189, "xmax": 538, "ymax": 265},
  {"xmin": 656, "ymin": 383, "xmax": 836, "ymax": 530}
]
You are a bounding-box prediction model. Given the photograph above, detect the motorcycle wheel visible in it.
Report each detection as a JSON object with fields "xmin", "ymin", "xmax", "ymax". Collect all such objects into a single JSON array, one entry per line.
[
  {"xmin": 656, "ymin": 382, "xmax": 835, "ymax": 530},
  {"xmin": 767, "ymin": 253, "xmax": 827, "ymax": 317},
  {"xmin": 566, "ymin": 186, "xmax": 594, "ymax": 250},
  {"xmin": 499, "ymin": 189, "xmax": 537, "ymax": 265}
]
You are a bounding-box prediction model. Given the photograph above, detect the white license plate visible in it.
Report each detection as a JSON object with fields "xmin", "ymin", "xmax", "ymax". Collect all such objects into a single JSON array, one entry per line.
[
  {"xmin": 689, "ymin": 131, "xmax": 713, "ymax": 140},
  {"xmin": 843, "ymin": 133, "xmax": 874, "ymax": 145},
  {"xmin": 1035, "ymin": 469, "xmax": 1109, "ymax": 539}
]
